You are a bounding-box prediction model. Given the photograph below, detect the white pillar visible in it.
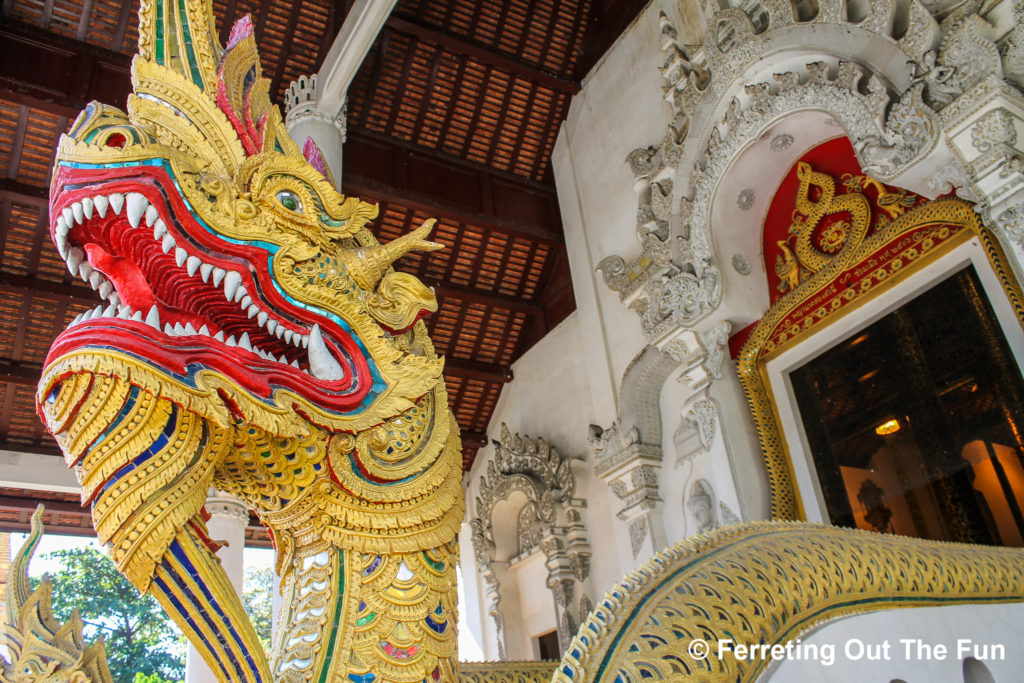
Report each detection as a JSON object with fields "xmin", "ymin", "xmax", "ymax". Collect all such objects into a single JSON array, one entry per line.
[
  {"xmin": 284, "ymin": 74, "xmax": 347, "ymax": 190},
  {"xmin": 185, "ymin": 490, "xmax": 250, "ymax": 683}
]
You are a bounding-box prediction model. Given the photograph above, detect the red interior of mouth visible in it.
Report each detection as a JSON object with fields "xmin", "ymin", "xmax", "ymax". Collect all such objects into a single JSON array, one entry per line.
[{"xmin": 66, "ymin": 188, "xmax": 308, "ymax": 367}]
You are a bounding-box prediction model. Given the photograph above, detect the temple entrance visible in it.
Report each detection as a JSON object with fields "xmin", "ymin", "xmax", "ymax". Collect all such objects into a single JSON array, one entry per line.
[{"xmin": 790, "ymin": 265, "xmax": 1024, "ymax": 546}]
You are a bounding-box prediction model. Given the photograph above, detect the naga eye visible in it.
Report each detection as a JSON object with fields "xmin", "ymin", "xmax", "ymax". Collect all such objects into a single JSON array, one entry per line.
[{"xmin": 276, "ymin": 190, "xmax": 303, "ymax": 214}]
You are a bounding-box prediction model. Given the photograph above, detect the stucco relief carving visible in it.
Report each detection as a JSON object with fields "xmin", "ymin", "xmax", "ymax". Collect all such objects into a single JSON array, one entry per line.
[
  {"xmin": 472, "ymin": 425, "xmax": 590, "ymax": 654},
  {"xmin": 687, "ymin": 479, "xmax": 717, "ymax": 534}
]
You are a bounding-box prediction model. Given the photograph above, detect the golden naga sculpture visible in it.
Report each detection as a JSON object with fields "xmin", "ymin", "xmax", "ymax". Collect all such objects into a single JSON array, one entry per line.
[
  {"xmin": 33, "ymin": 0, "xmax": 463, "ymax": 679},
  {"xmin": 0, "ymin": 507, "xmax": 114, "ymax": 683},
  {"xmin": 553, "ymin": 522, "xmax": 1024, "ymax": 683}
]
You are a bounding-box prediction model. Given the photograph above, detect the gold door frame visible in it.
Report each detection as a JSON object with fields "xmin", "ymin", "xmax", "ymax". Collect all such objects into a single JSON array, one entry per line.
[{"xmin": 737, "ymin": 185, "xmax": 1024, "ymax": 520}]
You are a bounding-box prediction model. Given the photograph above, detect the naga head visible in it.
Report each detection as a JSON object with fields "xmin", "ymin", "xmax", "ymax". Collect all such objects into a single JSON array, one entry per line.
[{"xmin": 38, "ymin": 8, "xmax": 446, "ymax": 439}]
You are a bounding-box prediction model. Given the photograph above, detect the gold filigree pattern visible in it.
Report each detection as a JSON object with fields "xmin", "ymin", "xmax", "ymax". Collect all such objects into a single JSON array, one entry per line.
[
  {"xmin": 553, "ymin": 522, "xmax": 1024, "ymax": 683},
  {"xmin": 742, "ymin": 163, "xmax": 1024, "ymax": 519},
  {"xmin": 0, "ymin": 508, "xmax": 114, "ymax": 683},
  {"xmin": 458, "ymin": 661, "xmax": 559, "ymax": 682}
]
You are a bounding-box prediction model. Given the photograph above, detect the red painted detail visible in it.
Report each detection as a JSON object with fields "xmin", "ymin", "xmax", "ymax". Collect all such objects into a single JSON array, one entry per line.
[
  {"xmin": 104, "ymin": 133, "xmax": 127, "ymax": 149},
  {"xmin": 759, "ymin": 218, "xmax": 966, "ymax": 357},
  {"xmin": 729, "ymin": 320, "xmax": 758, "ymax": 359},
  {"xmin": 189, "ymin": 518, "xmax": 225, "ymax": 553},
  {"xmin": 761, "ymin": 137, "xmax": 929, "ymax": 305},
  {"xmin": 47, "ymin": 163, "xmax": 378, "ymax": 415}
]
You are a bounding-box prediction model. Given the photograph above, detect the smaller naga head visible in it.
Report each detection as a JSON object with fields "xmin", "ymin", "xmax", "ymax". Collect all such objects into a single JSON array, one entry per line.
[
  {"xmin": 0, "ymin": 508, "xmax": 114, "ymax": 683},
  {"xmin": 40, "ymin": 14, "xmax": 446, "ymax": 437}
]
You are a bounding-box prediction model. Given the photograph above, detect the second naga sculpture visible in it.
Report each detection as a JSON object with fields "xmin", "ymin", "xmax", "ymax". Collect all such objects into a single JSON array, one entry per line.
[{"xmin": 35, "ymin": 0, "xmax": 463, "ymax": 680}]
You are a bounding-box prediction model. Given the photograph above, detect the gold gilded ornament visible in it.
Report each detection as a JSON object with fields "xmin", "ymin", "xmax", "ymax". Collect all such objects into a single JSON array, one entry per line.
[
  {"xmin": 35, "ymin": 0, "xmax": 463, "ymax": 679},
  {"xmin": 553, "ymin": 522, "xmax": 1024, "ymax": 683}
]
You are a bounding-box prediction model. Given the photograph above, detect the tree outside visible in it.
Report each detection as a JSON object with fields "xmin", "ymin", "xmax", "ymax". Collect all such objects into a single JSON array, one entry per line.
[
  {"xmin": 42, "ymin": 547, "xmax": 185, "ymax": 683},
  {"xmin": 243, "ymin": 565, "xmax": 273, "ymax": 652}
]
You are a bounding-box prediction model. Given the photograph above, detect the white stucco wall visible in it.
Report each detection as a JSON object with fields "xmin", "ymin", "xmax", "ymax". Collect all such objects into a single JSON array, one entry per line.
[
  {"xmin": 768, "ymin": 603, "xmax": 1024, "ymax": 682},
  {"xmin": 459, "ymin": 0, "xmax": 1024, "ymax": 669}
]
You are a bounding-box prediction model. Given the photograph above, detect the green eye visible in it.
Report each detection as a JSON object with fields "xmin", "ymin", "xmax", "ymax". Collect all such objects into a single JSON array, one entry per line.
[{"xmin": 276, "ymin": 190, "xmax": 303, "ymax": 213}]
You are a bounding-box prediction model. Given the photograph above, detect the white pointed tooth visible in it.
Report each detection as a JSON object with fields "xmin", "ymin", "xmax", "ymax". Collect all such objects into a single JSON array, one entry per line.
[
  {"xmin": 67, "ymin": 247, "xmax": 84, "ymax": 273},
  {"xmin": 145, "ymin": 204, "xmax": 159, "ymax": 227},
  {"xmin": 89, "ymin": 271, "xmax": 103, "ymax": 290},
  {"xmin": 175, "ymin": 247, "xmax": 188, "ymax": 267},
  {"xmin": 146, "ymin": 306, "xmax": 160, "ymax": 329},
  {"xmin": 184, "ymin": 322, "xmax": 197, "ymax": 335},
  {"xmin": 98, "ymin": 281, "xmax": 113, "ymax": 298},
  {"xmin": 78, "ymin": 261, "xmax": 93, "ymax": 281},
  {"xmin": 284, "ymin": 329, "xmax": 293, "ymax": 344},
  {"xmin": 223, "ymin": 271, "xmax": 241, "ymax": 302},
  {"xmin": 257, "ymin": 311, "xmax": 268, "ymax": 327},
  {"xmin": 94, "ymin": 194, "xmax": 109, "ymax": 218},
  {"xmin": 199, "ymin": 263, "xmax": 213, "ymax": 282},
  {"xmin": 82, "ymin": 197, "xmax": 94, "ymax": 220},
  {"xmin": 234, "ymin": 285, "xmax": 246, "ymax": 304},
  {"xmin": 126, "ymin": 193, "xmax": 147, "ymax": 228},
  {"xmin": 198, "ymin": 324, "xmax": 210, "ymax": 336},
  {"xmin": 162, "ymin": 234, "xmax": 175, "ymax": 253},
  {"xmin": 301, "ymin": 335, "xmax": 309, "ymax": 349},
  {"xmin": 91, "ymin": 305, "xmax": 104, "ymax": 319},
  {"xmin": 62, "ymin": 207, "xmax": 75, "ymax": 227},
  {"xmin": 239, "ymin": 332, "xmax": 252, "ymax": 351},
  {"xmin": 173, "ymin": 322, "xmax": 186, "ymax": 335},
  {"xmin": 247, "ymin": 305, "xmax": 258, "ymax": 319},
  {"xmin": 290, "ymin": 359, "xmax": 300, "ymax": 369},
  {"xmin": 279, "ymin": 353, "xmax": 289, "ymax": 364},
  {"xmin": 240, "ymin": 295, "xmax": 252, "ymax": 309},
  {"xmin": 55, "ymin": 216, "xmax": 70, "ymax": 258},
  {"xmin": 266, "ymin": 319, "xmax": 277, "ymax": 335},
  {"xmin": 212, "ymin": 267, "xmax": 226, "ymax": 287},
  {"xmin": 117, "ymin": 306, "xmax": 131, "ymax": 320},
  {"xmin": 153, "ymin": 218, "xmax": 167, "ymax": 240},
  {"xmin": 164, "ymin": 323, "xmax": 175, "ymax": 335},
  {"xmin": 108, "ymin": 193, "xmax": 124, "ymax": 215},
  {"xmin": 108, "ymin": 292, "xmax": 119, "ymax": 306},
  {"xmin": 308, "ymin": 325, "xmax": 342, "ymax": 380},
  {"xmin": 131, "ymin": 310, "xmax": 143, "ymax": 322},
  {"xmin": 70, "ymin": 313, "xmax": 82, "ymax": 327},
  {"xmin": 225, "ymin": 335, "xmax": 237, "ymax": 347},
  {"xmin": 214, "ymin": 330, "xmax": 225, "ymax": 342},
  {"xmin": 186, "ymin": 256, "xmax": 201, "ymax": 276},
  {"xmin": 71, "ymin": 202, "xmax": 84, "ymax": 224}
]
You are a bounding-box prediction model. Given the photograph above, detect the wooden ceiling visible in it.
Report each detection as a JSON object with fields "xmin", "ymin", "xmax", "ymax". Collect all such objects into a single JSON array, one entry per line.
[{"xmin": 0, "ymin": 0, "xmax": 647, "ymax": 527}]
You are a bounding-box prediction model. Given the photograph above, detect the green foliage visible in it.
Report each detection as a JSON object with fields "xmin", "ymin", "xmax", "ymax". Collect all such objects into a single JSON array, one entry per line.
[
  {"xmin": 42, "ymin": 546, "xmax": 184, "ymax": 683},
  {"xmin": 132, "ymin": 674, "xmax": 178, "ymax": 683},
  {"xmin": 243, "ymin": 565, "xmax": 273, "ymax": 651}
]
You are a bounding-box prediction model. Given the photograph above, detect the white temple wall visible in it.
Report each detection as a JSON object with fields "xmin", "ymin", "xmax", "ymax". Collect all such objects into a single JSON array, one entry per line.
[
  {"xmin": 462, "ymin": 0, "xmax": 1024, "ymax": 664},
  {"xmin": 768, "ymin": 602, "xmax": 1024, "ymax": 682}
]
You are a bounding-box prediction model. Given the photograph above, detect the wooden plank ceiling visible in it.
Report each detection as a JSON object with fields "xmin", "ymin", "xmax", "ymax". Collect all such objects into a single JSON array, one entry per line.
[{"xmin": 0, "ymin": 0, "xmax": 646, "ymax": 532}]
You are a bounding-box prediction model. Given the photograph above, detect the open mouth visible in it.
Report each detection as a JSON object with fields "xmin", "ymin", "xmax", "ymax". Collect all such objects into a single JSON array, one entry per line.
[{"xmin": 50, "ymin": 176, "xmax": 353, "ymax": 386}]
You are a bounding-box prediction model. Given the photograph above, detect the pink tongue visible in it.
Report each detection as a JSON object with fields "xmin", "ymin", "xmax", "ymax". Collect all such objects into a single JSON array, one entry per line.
[{"xmin": 85, "ymin": 243, "xmax": 155, "ymax": 313}]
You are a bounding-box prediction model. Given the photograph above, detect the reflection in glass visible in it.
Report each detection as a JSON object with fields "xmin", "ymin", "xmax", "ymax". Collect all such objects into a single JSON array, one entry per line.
[{"xmin": 790, "ymin": 266, "xmax": 1024, "ymax": 546}]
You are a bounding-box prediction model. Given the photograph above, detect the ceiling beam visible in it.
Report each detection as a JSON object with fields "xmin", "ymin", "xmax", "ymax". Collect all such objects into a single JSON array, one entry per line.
[
  {"xmin": 344, "ymin": 132, "xmax": 563, "ymax": 244},
  {"xmin": 385, "ymin": 17, "xmax": 580, "ymax": 96},
  {"xmin": 460, "ymin": 430, "xmax": 489, "ymax": 449},
  {"xmin": 444, "ymin": 358, "xmax": 513, "ymax": 384},
  {"xmin": 0, "ymin": 272, "xmax": 96, "ymax": 305},
  {"xmin": 0, "ymin": 179, "xmax": 49, "ymax": 208},
  {"xmin": 426, "ymin": 279, "xmax": 542, "ymax": 316}
]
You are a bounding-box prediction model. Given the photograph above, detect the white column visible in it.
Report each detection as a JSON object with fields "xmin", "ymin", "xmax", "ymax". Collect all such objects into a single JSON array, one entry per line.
[
  {"xmin": 185, "ymin": 490, "xmax": 250, "ymax": 683},
  {"xmin": 284, "ymin": 75, "xmax": 347, "ymax": 190}
]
